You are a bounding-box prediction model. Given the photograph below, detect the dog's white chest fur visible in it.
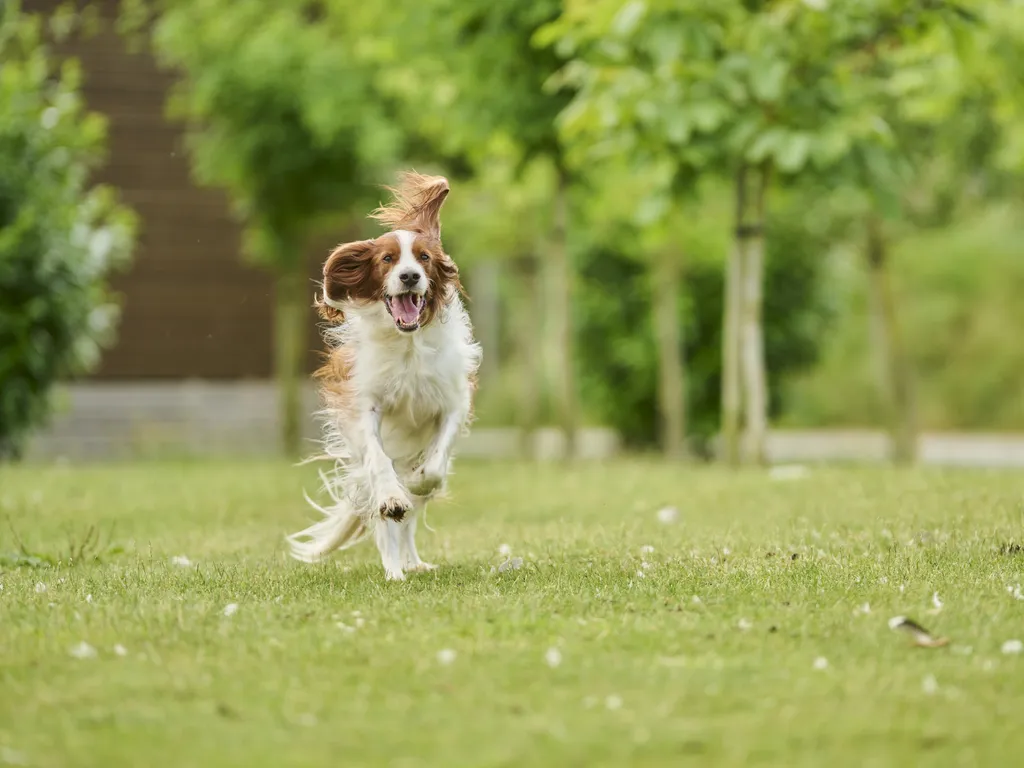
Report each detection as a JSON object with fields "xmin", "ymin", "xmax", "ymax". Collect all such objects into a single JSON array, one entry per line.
[{"xmin": 341, "ymin": 299, "xmax": 480, "ymax": 466}]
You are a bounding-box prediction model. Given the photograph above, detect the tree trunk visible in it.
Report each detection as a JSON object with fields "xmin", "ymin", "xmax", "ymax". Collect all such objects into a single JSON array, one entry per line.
[
  {"xmin": 720, "ymin": 167, "xmax": 746, "ymax": 466},
  {"xmin": 739, "ymin": 166, "xmax": 770, "ymax": 465},
  {"xmin": 514, "ymin": 254, "xmax": 543, "ymax": 459},
  {"xmin": 547, "ymin": 171, "xmax": 577, "ymax": 460},
  {"xmin": 865, "ymin": 214, "xmax": 917, "ymax": 464},
  {"xmin": 652, "ymin": 256, "xmax": 688, "ymax": 458},
  {"xmin": 273, "ymin": 265, "xmax": 310, "ymax": 458}
]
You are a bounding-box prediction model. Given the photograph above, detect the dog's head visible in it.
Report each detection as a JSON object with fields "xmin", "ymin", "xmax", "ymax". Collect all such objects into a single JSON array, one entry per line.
[{"xmin": 318, "ymin": 173, "xmax": 461, "ymax": 333}]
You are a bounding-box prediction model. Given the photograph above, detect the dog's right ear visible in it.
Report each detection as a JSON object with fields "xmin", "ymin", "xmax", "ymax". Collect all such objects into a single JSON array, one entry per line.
[{"xmin": 318, "ymin": 240, "xmax": 379, "ymax": 319}]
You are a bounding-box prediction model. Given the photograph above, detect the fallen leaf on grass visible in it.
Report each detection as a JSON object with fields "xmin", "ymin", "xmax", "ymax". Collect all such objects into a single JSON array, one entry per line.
[{"xmin": 888, "ymin": 616, "xmax": 949, "ymax": 648}]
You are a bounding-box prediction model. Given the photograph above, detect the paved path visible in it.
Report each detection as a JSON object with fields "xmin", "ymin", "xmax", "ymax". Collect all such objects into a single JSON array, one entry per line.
[{"xmin": 23, "ymin": 383, "xmax": 1024, "ymax": 467}]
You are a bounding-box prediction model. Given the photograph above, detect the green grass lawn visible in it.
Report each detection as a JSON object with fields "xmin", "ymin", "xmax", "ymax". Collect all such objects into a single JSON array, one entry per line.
[{"xmin": 2, "ymin": 460, "xmax": 1024, "ymax": 767}]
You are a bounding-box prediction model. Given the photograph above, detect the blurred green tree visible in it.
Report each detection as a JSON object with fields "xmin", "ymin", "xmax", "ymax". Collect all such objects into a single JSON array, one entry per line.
[
  {"xmin": 120, "ymin": 0, "xmax": 403, "ymax": 456},
  {"xmin": 0, "ymin": 2, "xmax": 136, "ymax": 461},
  {"xmin": 543, "ymin": 0, "xmax": 974, "ymax": 465},
  {"xmin": 576, "ymin": 184, "xmax": 834, "ymax": 453},
  {"xmin": 793, "ymin": 6, "xmax": 983, "ymax": 463},
  {"xmin": 379, "ymin": 0, "xmax": 581, "ymax": 457}
]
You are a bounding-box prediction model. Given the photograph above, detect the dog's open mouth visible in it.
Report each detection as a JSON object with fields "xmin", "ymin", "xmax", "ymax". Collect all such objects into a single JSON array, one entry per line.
[{"xmin": 385, "ymin": 293, "xmax": 426, "ymax": 332}]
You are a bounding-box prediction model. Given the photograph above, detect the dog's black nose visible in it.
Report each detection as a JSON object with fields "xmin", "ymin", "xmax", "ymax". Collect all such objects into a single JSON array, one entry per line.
[{"xmin": 399, "ymin": 270, "xmax": 420, "ymax": 286}]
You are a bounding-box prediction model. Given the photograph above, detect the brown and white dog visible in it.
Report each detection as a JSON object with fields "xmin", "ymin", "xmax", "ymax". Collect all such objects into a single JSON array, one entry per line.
[{"xmin": 287, "ymin": 172, "xmax": 481, "ymax": 580}]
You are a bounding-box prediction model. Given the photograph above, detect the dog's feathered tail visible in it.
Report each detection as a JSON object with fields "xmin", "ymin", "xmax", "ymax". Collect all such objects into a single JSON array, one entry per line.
[{"xmin": 286, "ymin": 486, "xmax": 369, "ymax": 563}]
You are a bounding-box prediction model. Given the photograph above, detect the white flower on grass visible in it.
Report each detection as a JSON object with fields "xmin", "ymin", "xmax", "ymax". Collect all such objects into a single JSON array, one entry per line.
[
  {"xmin": 605, "ymin": 695, "xmax": 623, "ymax": 711},
  {"xmin": 498, "ymin": 543, "xmax": 512, "ymax": 557},
  {"xmin": 35, "ymin": 582, "xmax": 47, "ymax": 594},
  {"xmin": 640, "ymin": 545, "xmax": 655, "ymax": 556},
  {"xmin": 336, "ymin": 622, "xmax": 356, "ymax": 634},
  {"xmin": 656, "ymin": 506, "xmax": 679, "ymax": 524},
  {"xmin": 85, "ymin": 594, "xmax": 93, "ymax": 604},
  {"xmin": 497, "ymin": 557, "xmax": 523, "ymax": 573},
  {"xmin": 113, "ymin": 644, "xmax": 128, "ymax": 657},
  {"xmin": 636, "ymin": 570, "xmax": 645, "ymax": 579},
  {"xmin": 170, "ymin": 555, "xmax": 193, "ymax": 567},
  {"xmin": 931, "ymin": 592, "xmax": 944, "ymax": 611},
  {"xmin": 223, "ymin": 603, "xmax": 239, "ymax": 617},
  {"xmin": 1008, "ymin": 584, "xmax": 1024, "ymax": 601},
  {"xmin": 1001, "ymin": 639, "xmax": 1023, "ymax": 655},
  {"xmin": 722, "ymin": 547, "xmax": 731, "ymax": 556},
  {"xmin": 813, "ymin": 657, "xmax": 829, "ymax": 670},
  {"xmin": 436, "ymin": 648, "xmax": 457, "ymax": 665},
  {"xmin": 879, "ymin": 577, "xmax": 889, "ymax": 585},
  {"xmin": 770, "ymin": 464, "xmax": 809, "ymax": 481},
  {"xmin": 69, "ymin": 641, "xmax": 97, "ymax": 659},
  {"xmin": 854, "ymin": 602, "xmax": 871, "ymax": 616},
  {"xmin": 0, "ymin": 747, "xmax": 28, "ymax": 766},
  {"xmin": 545, "ymin": 648, "xmax": 563, "ymax": 668},
  {"xmin": 354, "ymin": 617, "xmax": 366, "ymax": 629},
  {"xmin": 640, "ymin": 561, "xmax": 652, "ymax": 571},
  {"xmin": 691, "ymin": 595, "xmax": 702, "ymax": 605},
  {"xmin": 737, "ymin": 618, "xmax": 753, "ymax": 631},
  {"xmin": 922, "ymin": 674, "xmax": 939, "ymax": 695}
]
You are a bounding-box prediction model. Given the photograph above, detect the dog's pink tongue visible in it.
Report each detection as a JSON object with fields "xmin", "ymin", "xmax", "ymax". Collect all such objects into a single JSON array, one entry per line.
[{"xmin": 393, "ymin": 294, "xmax": 421, "ymax": 325}]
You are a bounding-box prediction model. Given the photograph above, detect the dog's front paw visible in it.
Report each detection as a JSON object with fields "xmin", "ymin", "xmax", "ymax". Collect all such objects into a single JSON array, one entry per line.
[
  {"xmin": 378, "ymin": 494, "xmax": 411, "ymax": 521},
  {"xmin": 406, "ymin": 460, "xmax": 446, "ymax": 497},
  {"xmin": 384, "ymin": 566, "xmax": 406, "ymax": 582}
]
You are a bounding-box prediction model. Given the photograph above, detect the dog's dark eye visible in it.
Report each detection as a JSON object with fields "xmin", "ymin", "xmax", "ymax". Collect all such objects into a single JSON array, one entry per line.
[
  {"xmin": 419, "ymin": 252, "xmax": 430, "ymax": 262},
  {"xmin": 382, "ymin": 255, "xmax": 393, "ymax": 263}
]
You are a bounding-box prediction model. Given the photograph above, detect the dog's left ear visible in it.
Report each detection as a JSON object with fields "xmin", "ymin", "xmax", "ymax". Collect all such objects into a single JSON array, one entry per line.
[
  {"xmin": 371, "ymin": 172, "xmax": 450, "ymax": 238},
  {"xmin": 414, "ymin": 175, "xmax": 450, "ymax": 240}
]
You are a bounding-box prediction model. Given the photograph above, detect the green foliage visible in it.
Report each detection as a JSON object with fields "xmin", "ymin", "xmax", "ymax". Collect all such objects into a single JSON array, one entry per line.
[
  {"xmin": 786, "ymin": 204, "xmax": 1024, "ymax": 431},
  {"xmin": 577, "ymin": 199, "xmax": 834, "ymax": 451},
  {"xmin": 0, "ymin": 3, "xmax": 135, "ymax": 460},
  {"xmin": 379, "ymin": 0, "xmax": 569, "ymax": 167},
  {"xmin": 121, "ymin": 0, "xmax": 399, "ymax": 263}
]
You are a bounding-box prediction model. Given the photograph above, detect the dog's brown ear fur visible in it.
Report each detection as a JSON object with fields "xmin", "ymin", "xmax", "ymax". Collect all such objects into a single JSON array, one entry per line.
[
  {"xmin": 316, "ymin": 239, "xmax": 380, "ymax": 321},
  {"xmin": 370, "ymin": 172, "xmax": 450, "ymax": 239}
]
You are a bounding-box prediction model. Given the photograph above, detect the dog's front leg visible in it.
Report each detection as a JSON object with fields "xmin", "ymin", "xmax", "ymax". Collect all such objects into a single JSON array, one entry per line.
[
  {"xmin": 406, "ymin": 407, "xmax": 466, "ymax": 497},
  {"xmin": 357, "ymin": 405, "xmax": 411, "ymax": 521}
]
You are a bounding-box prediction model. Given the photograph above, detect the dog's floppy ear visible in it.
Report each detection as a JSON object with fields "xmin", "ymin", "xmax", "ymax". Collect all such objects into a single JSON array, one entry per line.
[
  {"xmin": 317, "ymin": 239, "xmax": 378, "ymax": 319},
  {"xmin": 412, "ymin": 175, "xmax": 450, "ymax": 240},
  {"xmin": 370, "ymin": 172, "xmax": 450, "ymax": 239}
]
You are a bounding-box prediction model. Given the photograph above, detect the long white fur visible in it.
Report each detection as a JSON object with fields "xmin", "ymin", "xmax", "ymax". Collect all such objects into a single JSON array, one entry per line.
[{"xmin": 286, "ymin": 230, "xmax": 481, "ymax": 580}]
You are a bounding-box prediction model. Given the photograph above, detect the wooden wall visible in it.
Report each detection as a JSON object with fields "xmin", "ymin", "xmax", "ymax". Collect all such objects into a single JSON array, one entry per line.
[{"xmin": 25, "ymin": 0, "xmax": 324, "ymax": 379}]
